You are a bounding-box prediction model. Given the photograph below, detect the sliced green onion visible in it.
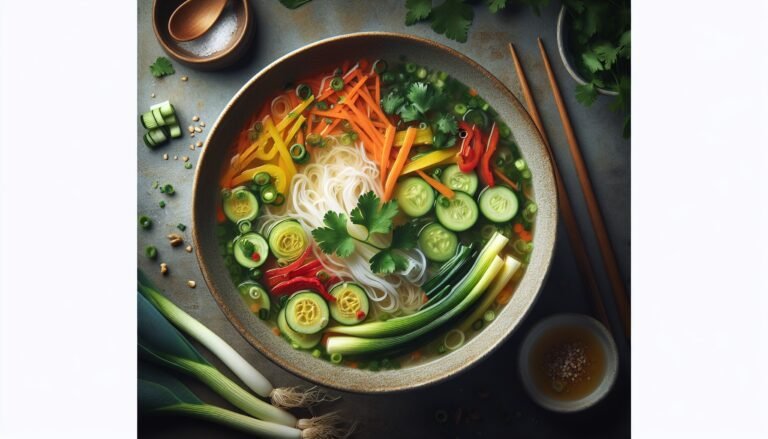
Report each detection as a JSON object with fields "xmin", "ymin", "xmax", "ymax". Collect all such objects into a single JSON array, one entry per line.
[
  {"xmin": 513, "ymin": 239, "xmax": 533, "ymax": 254},
  {"xmin": 163, "ymin": 184, "xmax": 175, "ymax": 195},
  {"xmin": 315, "ymin": 101, "xmax": 328, "ymax": 111},
  {"xmin": 522, "ymin": 202, "xmax": 538, "ymax": 222},
  {"xmin": 372, "ymin": 59, "xmax": 388, "ymax": 74},
  {"xmin": 184, "ymin": 162, "xmax": 193, "ymax": 169},
  {"xmin": 472, "ymin": 319, "xmax": 483, "ymax": 331},
  {"xmin": 521, "ymin": 169, "xmax": 532, "ymax": 179},
  {"xmin": 311, "ymin": 349, "xmax": 322, "ymax": 359},
  {"xmin": 221, "ymin": 188, "xmax": 232, "ymax": 199},
  {"xmin": 177, "ymin": 223, "xmax": 187, "ymax": 231},
  {"xmin": 499, "ymin": 124, "xmax": 511, "ymax": 138},
  {"xmin": 453, "ymin": 103, "xmax": 467, "ymax": 115},
  {"xmin": 418, "ymin": 121, "xmax": 428, "ymax": 130},
  {"xmin": 405, "ymin": 62, "xmax": 417, "ymax": 73},
  {"xmin": 145, "ymin": 246, "xmax": 158, "ymax": 260},
  {"xmin": 416, "ymin": 67, "xmax": 428, "ymax": 79},
  {"xmin": 273, "ymin": 193, "xmax": 286, "ymax": 206},
  {"xmin": 443, "ymin": 329, "xmax": 465, "ymax": 351},
  {"xmin": 253, "ymin": 172, "xmax": 271, "ymax": 186},
  {"xmin": 289, "ymin": 143, "xmax": 308, "ymax": 164},
  {"xmin": 340, "ymin": 133, "xmax": 353, "ymax": 145},
  {"xmin": 139, "ymin": 215, "xmax": 152, "ymax": 229},
  {"xmin": 260, "ymin": 185, "xmax": 278, "ymax": 204},
  {"xmin": 514, "ymin": 158, "xmax": 527, "ymax": 172},
  {"xmin": 306, "ymin": 133, "xmax": 322, "ymax": 147},
  {"xmin": 330, "ymin": 77, "xmax": 344, "ymax": 91},
  {"xmin": 249, "ymin": 268, "xmax": 262, "ymax": 280},
  {"xmin": 295, "ymin": 83, "xmax": 312, "ymax": 100},
  {"xmin": 381, "ymin": 72, "xmax": 395, "ymax": 84},
  {"xmin": 159, "ymin": 200, "xmax": 166, "ymax": 208},
  {"xmin": 330, "ymin": 353, "xmax": 343, "ymax": 364},
  {"xmin": 483, "ymin": 310, "xmax": 496, "ymax": 323},
  {"xmin": 238, "ymin": 220, "xmax": 252, "ymax": 234}
]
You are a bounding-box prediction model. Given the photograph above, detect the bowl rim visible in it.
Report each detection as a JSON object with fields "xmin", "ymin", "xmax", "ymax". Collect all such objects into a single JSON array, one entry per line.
[
  {"xmin": 556, "ymin": 5, "xmax": 619, "ymax": 97},
  {"xmin": 151, "ymin": 0, "xmax": 251, "ymax": 65},
  {"xmin": 517, "ymin": 313, "xmax": 619, "ymax": 412},
  {"xmin": 192, "ymin": 31, "xmax": 559, "ymax": 393}
]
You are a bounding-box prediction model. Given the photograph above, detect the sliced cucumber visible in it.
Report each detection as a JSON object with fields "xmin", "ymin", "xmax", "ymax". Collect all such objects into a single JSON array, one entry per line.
[
  {"xmin": 162, "ymin": 114, "xmax": 178, "ymax": 126},
  {"xmin": 168, "ymin": 124, "xmax": 182, "ymax": 138},
  {"xmin": 143, "ymin": 132, "xmax": 156, "ymax": 148},
  {"xmin": 441, "ymin": 165, "xmax": 479, "ymax": 196},
  {"xmin": 151, "ymin": 108, "xmax": 166, "ymax": 127},
  {"xmin": 278, "ymin": 308, "xmax": 321, "ymax": 349},
  {"xmin": 418, "ymin": 223, "xmax": 458, "ymax": 262},
  {"xmin": 147, "ymin": 127, "xmax": 168, "ymax": 145},
  {"xmin": 150, "ymin": 100, "xmax": 176, "ymax": 118},
  {"xmin": 394, "ymin": 177, "xmax": 435, "ymax": 217},
  {"xmin": 268, "ymin": 219, "xmax": 308, "ymax": 263},
  {"xmin": 237, "ymin": 281, "xmax": 271, "ymax": 319},
  {"xmin": 140, "ymin": 111, "xmax": 159, "ymax": 130},
  {"xmin": 435, "ymin": 191, "xmax": 479, "ymax": 232},
  {"xmin": 479, "ymin": 186, "xmax": 519, "ymax": 223},
  {"xmin": 329, "ymin": 283, "xmax": 369, "ymax": 325},
  {"xmin": 222, "ymin": 186, "xmax": 259, "ymax": 223},
  {"xmin": 285, "ymin": 291, "xmax": 330, "ymax": 335},
  {"xmin": 233, "ymin": 232, "xmax": 269, "ymax": 268}
]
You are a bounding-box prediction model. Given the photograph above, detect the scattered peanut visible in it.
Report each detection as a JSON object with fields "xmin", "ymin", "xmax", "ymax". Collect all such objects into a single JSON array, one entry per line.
[
  {"xmin": 192, "ymin": 115, "xmax": 200, "ymax": 122},
  {"xmin": 196, "ymin": 141, "xmax": 203, "ymax": 147},
  {"xmin": 173, "ymin": 155, "xmax": 178, "ymax": 160},
  {"xmin": 187, "ymin": 126, "xmax": 195, "ymax": 133},
  {"xmin": 160, "ymin": 263, "xmax": 168, "ymax": 275},
  {"xmin": 185, "ymin": 245, "xmax": 193, "ymax": 253},
  {"xmin": 168, "ymin": 233, "xmax": 184, "ymax": 247},
  {"xmin": 162, "ymin": 153, "xmax": 168, "ymax": 160},
  {"xmin": 182, "ymin": 156, "xmax": 189, "ymax": 162},
  {"xmin": 189, "ymin": 144, "xmax": 195, "ymax": 150},
  {"xmin": 151, "ymin": 93, "xmax": 156, "ymax": 98},
  {"xmin": 187, "ymin": 280, "xmax": 196, "ymax": 288},
  {"xmin": 199, "ymin": 121, "xmax": 206, "ymax": 127},
  {"xmin": 181, "ymin": 76, "xmax": 188, "ymax": 81},
  {"xmin": 194, "ymin": 126, "xmax": 203, "ymax": 133}
]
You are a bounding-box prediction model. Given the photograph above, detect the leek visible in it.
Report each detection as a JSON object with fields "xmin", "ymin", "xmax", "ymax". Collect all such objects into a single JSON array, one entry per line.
[
  {"xmin": 458, "ymin": 256, "xmax": 521, "ymax": 333},
  {"xmin": 139, "ymin": 364, "xmax": 302, "ymax": 439},
  {"xmin": 138, "ymin": 272, "xmax": 333, "ymax": 409},
  {"xmin": 325, "ymin": 232, "xmax": 509, "ymax": 338},
  {"xmin": 326, "ymin": 255, "xmax": 505, "ymax": 355},
  {"xmin": 137, "ymin": 292, "xmax": 297, "ymax": 427}
]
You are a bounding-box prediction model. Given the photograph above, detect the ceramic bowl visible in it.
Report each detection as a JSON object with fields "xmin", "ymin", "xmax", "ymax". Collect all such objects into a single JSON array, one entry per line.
[
  {"xmin": 556, "ymin": 5, "xmax": 619, "ymax": 96},
  {"xmin": 152, "ymin": 0, "xmax": 254, "ymax": 70},
  {"xmin": 192, "ymin": 32, "xmax": 558, "ymax": 393},
  {"xmin": 518, "ymin": 313, "xmax": 619, "ymax": 412}
]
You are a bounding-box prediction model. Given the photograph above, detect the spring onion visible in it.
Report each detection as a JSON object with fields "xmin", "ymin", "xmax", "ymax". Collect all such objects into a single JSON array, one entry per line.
[
  {"xmin": 289, "ymin": 143, "xmax": 308, "ymax": 164},
  {"xmin": 443, "ymin": 329, "xmax": 465, "ymax": 351},
  {"xmin": 522, "ymin": 202, "xmax": 538, "ymax": 222},
  {"xmin": 138, "ymin": 273, "xmax": 334, "ymax": 409},
  {"xmin": 253, "ymin": 172, "xmax": 271, "ymax": 186},
  {"xmin": 139, "ymin": 215, "xmax": 152, "ymax": 229},
  {"xmin": 261, "ymin": 185, "xmax": 278, "ymax": 204},
  {"xmin": 483, "ymin": 310, "xmax": 496, "ymax": 323},
  {"xmin": 372, "ymin": 59, "xmax": 387, "ymax": 74},
  {"xmin": 295, "ymin": 84, "xmax": 312, "ymax": 100},
  {"xmin": 145, "ymin": 246, "xmax": 158, "ymax": 260},
  {"xmin": 454, "ymin": 103, "xmax": 467, "ymax": 116},
  {"xmin": 330, "ymin": 77, "xmax": 343, "ymax": 91},
  {"xmin": 326, "ymin": 234, "xmax": 507, "ymax": 338},
  {"xmin": 249, "ymin": 268, "xmax": 263, "ymax": 280},
  {"xmin": 458, "ymin": 256, "xmax": 521, "ymax": 333},
  {"xmin": 325, "ymin": 253, "xmax": 506, "ymax": 355}
]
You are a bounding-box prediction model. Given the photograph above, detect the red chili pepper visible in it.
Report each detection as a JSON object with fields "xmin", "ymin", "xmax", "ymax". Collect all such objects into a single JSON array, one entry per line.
[
  {"xmin": 250, "ymin": 252, "xmax": 261, "ymax": 262},
  {"xmin": 478, "ymin": 123, "xmax": 499, "ymax": 187},
  {"xmin": 458, "ymin": 126, "xmax": 483, "ymax": 172},
  {"xmin": 265, "ymin": 246, "xmax": 313, "ymax": 278},
  {"xmin": 266, "ymin": 259, "xmax": 324, "ymax": 288},
  {"xmin": 457, "ymin": 121, "xmax": 474, "ymax": 159},
  {"xmin": 269, "ymin": 276, "xmax": 336, "ymax": 302},
  {"xmin": 356, "ymin": 310, "xmax": 366, "ymax": 320}
]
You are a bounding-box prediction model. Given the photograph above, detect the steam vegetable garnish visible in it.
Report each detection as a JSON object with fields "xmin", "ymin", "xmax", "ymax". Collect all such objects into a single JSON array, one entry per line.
[{"xmin": 216, "ymin": 58, "xmax": 536, "ymax": 369}]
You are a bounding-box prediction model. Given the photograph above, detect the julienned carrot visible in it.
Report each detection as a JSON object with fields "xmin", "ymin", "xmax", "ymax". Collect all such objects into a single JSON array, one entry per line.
[
  {"xmin": 492, "ymin": 166, "xmax": 519, "ymax": 190},
  {"xmin": 317, "ymin": 70, "xmax": 358, "ymax": 101},
  {"xmin": 321, "ymin": 118, "xmax": 341, "ymax": 136},
  {"xmin": 312, "ymin": 119, "xmax": 328, "ymax": 135},
  {"xmin": 297, "ymin": 129, "xmax": 304, "ymax": 146},
  {"xmin": 345, "ymin": 98, "xmax": 384, "ymax": 145},
  {"xmin": 342, "ymin": 74, "xmax": 370, "ymax": 103},
  {"xmin": 383, "ymin": 127, "xmax": 417, "ymax": 201},
  {"xmin": 417, "ymin": 169, "xmax": 456, "ymax": 199},
  {"xmin": 344, "ymin": 117, "xmax": 377, "ymax": 156},
  {"xmin": 312, "ymin": 109, "xmax": 346, "ymax": 119},
  {"xmin": 371, "ymin": 120, "xmax": 388, "ymax": 129},
  {"xmin": 380, "ymin": 125, "xmax": 395, "ymax": 186},
  {"xmin": 357, "ymin": 85, "xmax": 388, "ymax": 123},
  {"xmin": 374, "ymin": 74, "xmax": 381, "ymax": 108}
]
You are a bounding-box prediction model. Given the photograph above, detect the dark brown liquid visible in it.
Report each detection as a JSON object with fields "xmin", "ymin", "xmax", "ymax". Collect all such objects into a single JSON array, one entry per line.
[{"xmin": 529, "ymin": 325, "xmax": 606, "ymax": 401}]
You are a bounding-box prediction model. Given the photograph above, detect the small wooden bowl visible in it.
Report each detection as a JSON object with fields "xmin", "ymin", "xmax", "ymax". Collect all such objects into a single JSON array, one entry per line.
[{"xmin": 152, "ymin": 0, "xmax": 254, "ymax": 71}]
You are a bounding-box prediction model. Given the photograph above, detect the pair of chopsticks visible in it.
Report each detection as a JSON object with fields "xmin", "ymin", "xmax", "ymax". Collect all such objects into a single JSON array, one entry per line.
[{"xmin": 507, "ymin": 39, "xmax": 631, "ymax": 340}]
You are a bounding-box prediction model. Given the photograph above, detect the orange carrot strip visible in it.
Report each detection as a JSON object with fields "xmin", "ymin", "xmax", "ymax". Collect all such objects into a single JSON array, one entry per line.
[
  {"xmin": 370, "ymin": 120, "xmax": 388, "ymax": 129},
  {"xmin": 383, "ymin": 127, "xmax": 417, "ymax": 201},
  {"xmin": 317, "ymin": 71, "xmax": 358, "ymax": 101},
  {"xmin": 345, "ymin": 117, "xmax": 377, "ymax": 156},
  {"xmin": 357, "ymin": 85, "xmax": 388, "ymax": 123},
  {"xmin": 313, "ymin": 119, "xmax": 328, "ymax": 135},
  {"xmin": 493, "ymin": 166, "xmax": 519, "ymax": 190},
  {"xmin": 380, "ymin": 125, "xmax": 396, "ymax": 186},
  {"xmin": 345, "ymin": 98, "xmax": 384, "ymax": 145},
  {"xmin": 417, "ymin": 169, "xmax": 456, "ymax": 199},
  {"xmin": 321, "ymin": 118, "xmax": 342, "ymax": 136},
  {"xmin": 374, "ymin": 74, "xmax": 381, "ymax": 107}
]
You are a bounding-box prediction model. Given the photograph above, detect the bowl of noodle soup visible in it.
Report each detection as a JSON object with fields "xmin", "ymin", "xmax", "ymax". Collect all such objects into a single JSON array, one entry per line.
[{"xmin": 192, "ymin": 33, "xmax": 557, "ymax": 393}]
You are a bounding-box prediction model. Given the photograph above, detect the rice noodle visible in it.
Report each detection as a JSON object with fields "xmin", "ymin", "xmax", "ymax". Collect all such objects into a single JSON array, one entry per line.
[{"xmin": 258, "ymin": 144, "xmax": 428, "ymax": 315}]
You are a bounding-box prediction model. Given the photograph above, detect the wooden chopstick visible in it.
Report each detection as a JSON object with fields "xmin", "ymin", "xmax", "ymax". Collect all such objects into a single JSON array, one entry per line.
[
  {"xmin": 537, "ymin": 38, "xmax": 631, "ymax": 339},
  {"xmin": 507, "ymin": 43, "xmax": 611, "ymax": 330}
]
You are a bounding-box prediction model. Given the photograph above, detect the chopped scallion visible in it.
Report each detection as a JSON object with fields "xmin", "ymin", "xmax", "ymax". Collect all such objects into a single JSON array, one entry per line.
[
  {"xmin": 330, "ymin": 77, "xmax": 344, "ymax": 91},
  {"xmin": 139, "ymin": 215, "xmax": 152, "ymax": 229},
  {"xmin": 145, "ymin": 246, "xmax": 158, "ymax": 259}
]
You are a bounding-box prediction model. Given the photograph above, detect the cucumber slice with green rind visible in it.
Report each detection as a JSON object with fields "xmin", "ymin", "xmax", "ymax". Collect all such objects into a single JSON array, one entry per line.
[
  {"xmin": 150, "ymin": 100, "xmax": 176, "ymax": 117},
  {"xmin": 479, "ymin": 186, "xmax": 519, "ymax": 223},
  {"xmin": 233, "ymin": 232, "xmax": 269, "ymax": 269},
  {"xmin": 278, "ymin": 309, "xmax": 321, "ymax": 349},
  {"xmin": 268, "ymin": 219, "xmax": 308, "ymax": 263},
  {"xmin": 418, "ymin": 223, "xmax": 459, "ymax": 262},
  {"xmin": 141, "ymin": 111, "xmax": 159, "ymax": 130},
  {"xmin": 222, "ymin": 186, "xmax": 259, "ymax": 223},
  {"xmin": 435, "ymin": 191, "xmax": 479, "ymax": 232},
  {"xmin": 168, "ymin": 124, "xmax": 182, "ymax": 138},
  {"xmin": 394, "ymin": 177, "xmax": 435, "ymax": 217},
  {"xmin": 148, "ymin": 127, "xmax": 168, "ymax": 145},
  {"xmin": 329, "ymin": 283, "xmax": 369, "ymax": 325},
  {"xmin": 285, "ymin": 291, "xmax": 330, "ymax": 335},
  {"xmin": 441, "ymin": 165, "xmax": 479, "ymax": 196},
  {"xmin": 237, "ymin": 281, "xmax": 271, "ymax": 317},
  {"xmin": 151, "ymin": 108, "xmax": 166, "ymax": 126}
]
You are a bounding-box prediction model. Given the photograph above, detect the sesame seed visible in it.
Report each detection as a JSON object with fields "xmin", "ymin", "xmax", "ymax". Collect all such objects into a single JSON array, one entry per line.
[{"xmin": 162, "ymin": 153, "xmax": 168, "ymax": 160}]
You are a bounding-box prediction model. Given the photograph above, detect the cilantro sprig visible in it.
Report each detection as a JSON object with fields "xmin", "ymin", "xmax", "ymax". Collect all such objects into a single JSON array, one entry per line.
[
  {"xmin": 149, "ymin": 57, "xmax": 175, "ymax": 78},
  {"xmin": 311, "ymin": 192, "xmax": 419, "ymax": 274}
]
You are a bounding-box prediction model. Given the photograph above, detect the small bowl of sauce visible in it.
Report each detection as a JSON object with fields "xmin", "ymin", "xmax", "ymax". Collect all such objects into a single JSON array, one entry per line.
[{"xmin": 519, "ymin": 314, "xmax": 618, "ymax": 412}]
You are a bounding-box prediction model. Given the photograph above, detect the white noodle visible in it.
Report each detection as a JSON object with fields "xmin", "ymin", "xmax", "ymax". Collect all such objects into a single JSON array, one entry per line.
[{"xmin": 258, "ymin": 144, "xmax": 428, "ymax": 315}]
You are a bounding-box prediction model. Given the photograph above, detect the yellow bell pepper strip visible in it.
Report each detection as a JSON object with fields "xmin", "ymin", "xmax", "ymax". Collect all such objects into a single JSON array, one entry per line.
[
  {"xmin": 401, "ymin": 147, "xmax": 459, "ymax": 175},
  {"xmin": 266, "ymin": 119, "xmax": 297, "ymax": 179},
  {"xmin": 283, "ymin": 115, "xmax": 306, "ymax": 146},
  {"xmin": 275, "ymin": 96, "xmax": 314, "ymax": 133},
  {"xmin": 231, "ymin": 164, "xmax": 288, "ymax": 194},
  {"xmin": 394, "ymin": 127, "xmax": 433, "ymax": 147},
  {"xmin": 236, "ymin": 117, "xmax": 273, "ymax": 170}
]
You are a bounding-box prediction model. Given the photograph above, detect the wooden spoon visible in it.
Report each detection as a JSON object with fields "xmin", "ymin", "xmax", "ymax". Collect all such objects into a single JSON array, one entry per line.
[{"xmin": 168, "ymin": 0, "xmax": 228, "ymax": 42}]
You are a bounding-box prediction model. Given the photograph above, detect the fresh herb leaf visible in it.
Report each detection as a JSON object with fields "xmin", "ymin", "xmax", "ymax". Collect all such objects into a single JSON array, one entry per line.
[
  {"xmin": 381, "ymin": 92, "xmax": 405, "ymax": 114},
  {"xmin": 406, "ymin": 82, "xmax": 434, "ymax": 114},
  {"xmin": 592, "ymin": 42, "xmax": 619, "ymax": 70},
  {"xmin": 575, "ymin": 83, "xmax": 598, "ymax": 107},
  {"xmin": 278, "ymin": 0, "xmax": 313, "ymax": 9},
  {"xmin": 581, "ymin": 51, "xmax": 604, "ymax": 73},
  {"xmin": 350, "ymin": 191, "xmax": 398, "ymax": 236},
  {"xmin": 397, "ymin": 104, "xmax": 421, "ymax": 122},
  {"xmin": 311, "ymin": 211, "xmax": 356, "ymax": 257},
  {"xmin": 405, "ymin": 0, "xmax": 432, "ymax": 25},
  {"xmin": 517, "ymin": 0, "xmax": 549, "ymax": 15},
  {"xmin": 618, "ymin": 30, "xmax": 631, "ymax": 59},
  {"xmin": 149, "ymin": 57, "xmax": 175, "ymax": 78},
  {"xmin": 487, "ymin": 0, "xmax": 508, "ymax": 13},
  {"xmin": 239, "ymin": 239, "xmax": 255, "ymax": 257},
  {"xmin": 434, "ymin": 113, "xmax": 458, "ymax": 134},
  {"xmin": 390, "ymin": 223, "xmax": 419, "ymax": 250},
  {"xmin": 430, "ymin": 0, "xmax": 474, "ymax": 43}
]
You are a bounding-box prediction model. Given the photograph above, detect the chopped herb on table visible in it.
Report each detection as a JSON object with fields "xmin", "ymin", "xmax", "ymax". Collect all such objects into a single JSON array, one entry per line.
[
  {"xmin": 145, "ymin": 245, "xmax": 158, "ymax": 260},
  {"xmin": 177, "ymin": 223, "xmax": 187, "ymax": 232},
  {"xmin": 139, "ymin": 215, "xmax": 152, "ymax": 229},
  {"xmin": 149, "ymin": 56, "xmax": 175, "ymax": 78},
  {"xmin": 162, "ymin": 184, "xmax": 175, "ymax": 195}
]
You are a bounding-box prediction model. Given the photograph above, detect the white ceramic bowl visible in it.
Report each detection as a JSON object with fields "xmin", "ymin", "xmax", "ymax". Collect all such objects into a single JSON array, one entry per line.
[{"xmin": 518, "ymin": 313, "xmax": 618, "ymax": 412}]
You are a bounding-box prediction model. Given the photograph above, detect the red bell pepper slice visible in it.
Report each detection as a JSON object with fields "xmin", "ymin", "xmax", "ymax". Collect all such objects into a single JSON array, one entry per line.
[
  {"xmin": 265, "ymin": 245, "xmax": 313, "ymax": 279},
  {"xmin": 478, "ymin": 122, "xmax": 499, "ymax": 187},
  {"xmin": 269, "ymin": 276, "xmax": 336, "ymax": 302},
  {"xmin": 458, "ymin": 126, "xmax": 483, "ymax": 172}
]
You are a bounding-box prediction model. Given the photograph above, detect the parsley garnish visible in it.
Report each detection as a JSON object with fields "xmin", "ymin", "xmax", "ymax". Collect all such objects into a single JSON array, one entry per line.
[
  {"xmin": 405, "ymin": 0, "xmax": 433, "ymax": 25},
  {"xmin": 434, "ymin": 113, "xmax": 458, "ymax": 135},
  {"xmin": 311, "ymin": 192, "xmax": 419, "ymax": 274},
  {"xmin": 381, "ymin": 92, "xmax": 405, "ymax": 115},
  {"xmin": 149, "ymin": 57, "xmax": 175, "ymax": 78},
  {"xmin": 430, "ymin": 0, "xmax": 474, "ymax": 43}
]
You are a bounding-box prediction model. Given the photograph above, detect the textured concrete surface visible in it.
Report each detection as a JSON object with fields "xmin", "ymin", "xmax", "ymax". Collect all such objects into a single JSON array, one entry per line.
[{"xmin": 138, "ymin": 1, "xmax": 630, "ymax": 437}]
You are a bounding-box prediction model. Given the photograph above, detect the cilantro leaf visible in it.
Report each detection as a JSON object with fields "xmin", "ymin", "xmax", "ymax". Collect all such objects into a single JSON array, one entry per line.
[
  {"xmin": 391, "ymin": 223, "xmax": 419, "ymax": 250},
  {"xmin": 518, "ymin": 0, "xmax": 549, "ymax": 15},
  {"xmin": 239, "ymin": 239, "xmax": 255, "ymax": 256},
  {"xmin": 350, "ymin": 191, "xmax": 398, "ymax": 236},
  {"xmin": 381, "ymin": 92, "xmax": 405, "ymax": 115},
  {"xmin": 581, "ymin": 51, "xmax": 604, "ymax": 73},
  {"xmin": 406, "ymin": 82, "xmax": 434, "ymax": 114},
  {"xmin": 430, "ymin": 0, "xmax": 474, "ymax": 43},
  {"xmin": 487, "ymin": 0, "xmax": 507, "ymax": 13},
  {"xmin": 369, "ymin": 249, "xmax": 410, "ymax": 274},
  {"xmin": 592, "ymin": 42, "xmax": 619, "ymax": 70},
  {"xmin": 311, "ymin": 211, "xmax": 356, "ymax": 257},
  {"xmin": 618, "ymin": 30, "xmax": 631, "ymax": 59},
  {"xmin": 575, "ymin": 83, "xmax": 598, "ymax": 107},
  {"xmin": 434, "ymin": 113, "xmax": 458, "ymax": 134},
  {"xmin": 397, "ymin": 104, "xmax": 421, "ymax": 122},
  {"xmin": 405, "ymin": 0, "xmax": 432, "ymax": 25},
  {"xmin": 149, "ymin": 57, "xmax": 175, "ymax": 78}
]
